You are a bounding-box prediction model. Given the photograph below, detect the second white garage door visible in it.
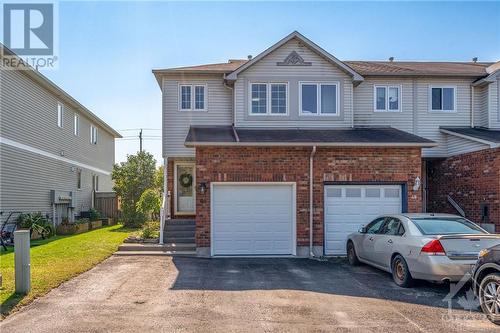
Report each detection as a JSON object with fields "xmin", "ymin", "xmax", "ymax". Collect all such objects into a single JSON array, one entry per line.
[
  {"xmin": 211, "ymin": 183, "xmax": 295, "ymax": 256},
  {"xmin": 324, "ymin": 185, "xmax": 402, "ymax": 256}
]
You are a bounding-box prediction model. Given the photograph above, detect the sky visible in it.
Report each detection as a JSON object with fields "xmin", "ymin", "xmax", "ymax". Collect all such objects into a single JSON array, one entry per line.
[{"xmin": 32, "ymin": 1, "xmax": 500, "ymax": 165}]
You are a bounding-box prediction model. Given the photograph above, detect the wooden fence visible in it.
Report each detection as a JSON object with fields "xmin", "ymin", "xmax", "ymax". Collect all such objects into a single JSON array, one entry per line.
[{"xmin": 94, "ymin": 192, "xmax": 120, "ymax": 219}]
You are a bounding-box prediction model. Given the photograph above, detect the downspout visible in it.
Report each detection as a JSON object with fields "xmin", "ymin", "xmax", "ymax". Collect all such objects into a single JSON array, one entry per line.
[
  {"xmin": 309, "ymin": 146, "xmax": 316, "ymax": 258},
  {"xmin": 159, "ymin": 156, "xmax": 168, "ymax": 245},
  {"xmin": 223, "ymin": 78, "xmax": 234, "ymax": 126},
  {"xmin": 471, "ymin": 85, "xmax": 475, "ymax": 128}
]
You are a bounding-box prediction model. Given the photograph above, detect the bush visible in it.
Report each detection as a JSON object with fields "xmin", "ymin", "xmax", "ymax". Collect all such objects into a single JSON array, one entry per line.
[
  {"xmin": 75, "ymin": 218, "xmax": 90, "ymax": 225},
  {"xmin": 89, "ymin": 208, "xmax": 101, "ymax": 221},
  {"xmin": 140, "ymin": 221, "xmax": 160, "ymax": 239},
  {"xmin": 136, "ymin": 189, "xmax": 161, "ymax": 221},
  {"xmin": 17, "ymin": 212, "xmax": 55, "ymax": 238}
]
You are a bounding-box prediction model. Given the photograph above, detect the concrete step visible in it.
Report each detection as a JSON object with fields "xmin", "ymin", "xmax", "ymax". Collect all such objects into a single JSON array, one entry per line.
[
  {"xmin": 164, "ymin": 230, "xmax": 195, "ymax": 238},
  {"xmin": 165, "ymin": 219, "xmax": 195, "ymax": 226},
  {"xmin": 164, "ymin": 224, "xmax": 196, "ymax": 232},
  {"xmin": 114, "ymin": 250, "xmax": 196, "ymax": 256},
  {"xmin": 163, "ymin": 237, "xmax": 195, "ymax": 243},
  {"xmin": 118, "ymin": 243, "xmax": 196, "ymax": 252}
]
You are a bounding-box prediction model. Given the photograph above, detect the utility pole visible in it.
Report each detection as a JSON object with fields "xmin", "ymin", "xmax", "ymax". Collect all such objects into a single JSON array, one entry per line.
[{"xmin": 139, "ymin": 129, "xmax": 143, "ymax": 152}]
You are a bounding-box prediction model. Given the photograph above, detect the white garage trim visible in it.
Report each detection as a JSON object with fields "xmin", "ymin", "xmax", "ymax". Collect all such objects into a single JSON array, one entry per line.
[{"xmin": 210, "ymin": 182, "xmax": 297, "ymax": 257}]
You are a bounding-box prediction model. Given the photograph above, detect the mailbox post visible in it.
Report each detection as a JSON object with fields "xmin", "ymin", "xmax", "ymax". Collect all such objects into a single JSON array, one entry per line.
[{"xmin": 14, "ymin": 230, "xmax": 31, "ymax": 294}]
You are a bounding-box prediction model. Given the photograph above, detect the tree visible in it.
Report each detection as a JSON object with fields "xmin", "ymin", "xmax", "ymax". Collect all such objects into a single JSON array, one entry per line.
[
  {"xmin": 112, "ymin": 151, "xmax": 156, "ymax": 226},
  {"xmin": 154, "ymin": 165, "xmax": 164, "ymax": 194},
  {"xmin": 136, "ymin": 189, "xmax": 161, "ymax": 221}
]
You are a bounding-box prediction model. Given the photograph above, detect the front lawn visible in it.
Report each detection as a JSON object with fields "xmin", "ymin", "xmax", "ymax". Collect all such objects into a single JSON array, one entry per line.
[{"xmin": 0, "ymin": 225, "xmax": 131, "ymax": 317}]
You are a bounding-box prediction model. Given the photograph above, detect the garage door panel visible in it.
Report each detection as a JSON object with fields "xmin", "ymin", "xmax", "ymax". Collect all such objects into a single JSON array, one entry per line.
[
  {"xmin": 325, "ymin": 185, "xmax": 402, "ymax": 256},
  {"xmin": 212, "ymin": 184, "xmax": 295, "ymax": 256}
]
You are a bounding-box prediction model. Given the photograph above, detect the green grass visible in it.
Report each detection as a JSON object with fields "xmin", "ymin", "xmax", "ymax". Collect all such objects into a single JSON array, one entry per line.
[{"xmin": 0, "ymin": 225, "xmax": 132, "ymax": 317}]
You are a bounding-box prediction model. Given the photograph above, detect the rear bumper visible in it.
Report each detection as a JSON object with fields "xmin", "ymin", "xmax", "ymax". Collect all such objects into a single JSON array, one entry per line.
[{"xmin": 409, "ymin": 255, "xmax": 475, "ymax": 282}]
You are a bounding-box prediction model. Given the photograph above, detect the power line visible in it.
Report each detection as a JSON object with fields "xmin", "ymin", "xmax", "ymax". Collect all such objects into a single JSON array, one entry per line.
[{"xmin": 118, "ymin": 128, "xmax": 161, "ymax": 131}]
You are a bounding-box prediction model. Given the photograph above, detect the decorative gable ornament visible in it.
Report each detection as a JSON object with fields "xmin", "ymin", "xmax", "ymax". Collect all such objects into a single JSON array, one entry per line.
[{"xmin": 277, "ymin": 51, "xmax": 312, "ymax": 66}]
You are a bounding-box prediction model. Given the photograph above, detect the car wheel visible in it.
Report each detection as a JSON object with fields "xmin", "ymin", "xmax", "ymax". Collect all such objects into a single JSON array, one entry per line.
[
  {"xmin": 391, "ymin": 255, "xmax": 414, "ymax": 288},
  {"xmin": 347, "ymin": 241, "xmax": 360, "ymax": 266},
  {"xmin": 479, "ymin": 273, "xmax": 500, "ymax": 325}
]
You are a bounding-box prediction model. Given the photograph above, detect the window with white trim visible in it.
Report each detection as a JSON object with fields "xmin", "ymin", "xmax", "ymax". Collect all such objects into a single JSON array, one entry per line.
[
  {"xmin": 300, "ymin": 82, "xmax": 338, "ymax": 115},
  {"xmin": 77, "ymin": 169, "xmax": 82, "ymax": 190},
  {"xmin": 90, "ymin": 125, "xmax": 98, "ymax": 145},
  {"xmin": 250, "ymin": 83, "xmax": 288, "ymax": 115},
  {"xmin": 180, "ymin": 84, "xmax": 206, "ymax": 111},
  {"xmin": 430, "ymin": 86, "xmax": 455, "ymax": 111},
  {"xmin": 74, "ymin": 113, "xmax": 80, "ymax": 136},
  {"xmin": 374, "ymin": 85, "xmax": 400, "ymax": 112},
  {"xmin": 57, "ymin": 103, "xmax": 64, "ymax": 127}
]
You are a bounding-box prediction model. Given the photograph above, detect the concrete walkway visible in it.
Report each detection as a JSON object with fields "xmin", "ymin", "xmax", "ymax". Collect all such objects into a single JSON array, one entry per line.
[{"xmin": 1, "ymin": 256, "xmax": 496, "ymax": 332}]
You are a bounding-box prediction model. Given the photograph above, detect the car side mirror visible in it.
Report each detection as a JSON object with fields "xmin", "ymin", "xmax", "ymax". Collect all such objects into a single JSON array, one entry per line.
[{"xmin": 359, "ymin": 227, "xmax": 367, "ymax": 234}]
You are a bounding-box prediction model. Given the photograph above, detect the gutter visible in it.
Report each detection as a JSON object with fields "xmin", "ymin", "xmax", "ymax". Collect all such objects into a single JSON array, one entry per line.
[
  {"xmin": 185, "ymin": 141, "xmax": 438, "ymax": 148},
  {"xmin": 309, "ymin": 146, "xmax": 316, "ymax": 258}
]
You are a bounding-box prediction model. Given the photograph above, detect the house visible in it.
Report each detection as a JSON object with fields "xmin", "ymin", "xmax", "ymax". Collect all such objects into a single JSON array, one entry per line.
[
  {"xmin": 0, "ymin": 45, "xmax": 121, "ymax": 226},
  {"xmin": 153, "ymin": 31, "xmax": 500, "ymax": 257}
]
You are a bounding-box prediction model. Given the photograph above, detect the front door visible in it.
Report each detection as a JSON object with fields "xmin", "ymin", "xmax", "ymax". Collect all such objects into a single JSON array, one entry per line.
[{"xmin": 175, "ymin": 163, "xmax": 195, "ymax": 215}]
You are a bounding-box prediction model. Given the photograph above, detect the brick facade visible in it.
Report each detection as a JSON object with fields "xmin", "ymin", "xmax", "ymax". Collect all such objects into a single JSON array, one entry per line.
[
  {"xmin": 427, "ymin": 147, "xmax": 500, "ymax": 231},
  {"xmin": 195, "ymin": 146, "xmax": 423, "ymax": 248}
]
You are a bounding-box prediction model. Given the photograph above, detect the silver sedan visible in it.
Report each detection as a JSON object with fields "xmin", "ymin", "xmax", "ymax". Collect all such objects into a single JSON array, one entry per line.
[{"xmin": 346, "ymin": 213, "xmax": 500, "ymax": 287}]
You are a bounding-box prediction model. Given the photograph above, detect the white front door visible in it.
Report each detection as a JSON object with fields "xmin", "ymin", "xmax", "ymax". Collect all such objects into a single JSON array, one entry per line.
[
  {"xmin": 211, "ymin": 183, "xmax": 296, "ymax": 256},
  {"xmin": 175, "ymin": 162, "xmax": 195, "ymax": 215},
  {"xmin": 324, "ymin": 185, "xmax": 402, "ymax": 256}
]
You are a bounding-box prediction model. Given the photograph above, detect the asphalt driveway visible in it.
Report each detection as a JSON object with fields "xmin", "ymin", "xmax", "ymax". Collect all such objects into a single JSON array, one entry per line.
[{"xmin": 1, "ymin": 255, "xmax": 496, "ymax": 332}]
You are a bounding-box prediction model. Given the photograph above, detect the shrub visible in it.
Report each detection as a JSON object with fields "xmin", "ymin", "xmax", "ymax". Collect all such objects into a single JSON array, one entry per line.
[
  {"xmin": 136, "ymin": 189, "xmax": 161, "ymax": 221},
  {"xmin": 89, "ymin": 208, "xmax": 101, "ymax": 221},
  {"xmin": 17, "ymin": 212, "xmax": 54, "ymax": 238},
  {"xmin": 140, "ymin": 221, "xmax": 160, "ymax": 239}
]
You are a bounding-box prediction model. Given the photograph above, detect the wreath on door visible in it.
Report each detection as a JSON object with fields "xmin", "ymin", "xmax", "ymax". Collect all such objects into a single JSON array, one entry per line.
[{"xmin": 179, "ymin": 173, "xmax": 193, "ymax": 188}]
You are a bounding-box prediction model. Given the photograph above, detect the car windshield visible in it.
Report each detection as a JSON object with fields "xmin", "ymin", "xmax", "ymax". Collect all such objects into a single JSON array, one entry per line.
[{"xmin": 411, "ymin": 218, "xmax": 486, "ymax": 235}]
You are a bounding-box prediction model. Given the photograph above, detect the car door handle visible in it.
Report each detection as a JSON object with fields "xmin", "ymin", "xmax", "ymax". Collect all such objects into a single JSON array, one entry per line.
[
  {"xmin": 388, "ymin": 239, "xmax": 393, "ymax": 244},
  {"xmin": 369, "ymin": 237, "xmax": 374, "ymax": 241}
]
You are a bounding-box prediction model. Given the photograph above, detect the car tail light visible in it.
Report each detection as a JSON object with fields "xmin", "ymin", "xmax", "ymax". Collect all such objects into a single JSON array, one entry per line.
[{"xmin": 421, "ymin": 240, "xmax": 445, "ymax": 255}]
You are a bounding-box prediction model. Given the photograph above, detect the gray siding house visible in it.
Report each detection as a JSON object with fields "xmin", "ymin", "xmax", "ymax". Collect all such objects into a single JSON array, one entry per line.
[
  {"xmin": 154, "ymin": 31, "xmax": 500, "ymax": 257},
  {"xmin": 0, "ymin": 45, "xmax": 121, "ymax": 225}
]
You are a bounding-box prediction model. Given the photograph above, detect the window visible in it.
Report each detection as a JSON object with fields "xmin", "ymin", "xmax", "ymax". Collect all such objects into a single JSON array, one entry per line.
[
  {"xmin": 77, "ymin": 169, "xmax": 82, "ymax": 190},
  {"xmin": 57, "ymin": 103, "xmax": 64, "ymax": 127},
  {"xmin": 90, "ymin": 125, "xmax": 98, "ymax": 145},
  {"xmin": 411, "ymin": 218, "xmax": 485, "ymax": 235},
  {"xmin": 250, "ymin": 83, "xmax": 288, "ymax": 115},
  {"xmin": 74, "ymin": 114, "xmax": 79, "ymax": 136},
  {"xmin": 374, "ymin": 85, "xmax": 400, "ymax": 111},
  {"xmin": 381, "ymin": 218, "xmax": 405, "ymax": 236},
  {"xmin": 366, "ymin": 218, "xmax": 387, "ymax": 234},
  {"xmin": 180, "ymin": 84, "xmax": 206, "ymax": 111},
  {"xmin": 300, "ymin": 82, "xmax": 338, "ymax": 115},
  {"xmin": 430, "ymin": 87, "xmax": 455, "ymax": 111}
]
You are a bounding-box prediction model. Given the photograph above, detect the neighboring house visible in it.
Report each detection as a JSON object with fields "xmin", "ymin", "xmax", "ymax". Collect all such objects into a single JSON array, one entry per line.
[
  {"xmin": 0, "ymin": 45, "xmax": 121, "ymax": 226},
  {"xmin": 153, "ymin": 31, "xmax": 500, "ymax": 257}
]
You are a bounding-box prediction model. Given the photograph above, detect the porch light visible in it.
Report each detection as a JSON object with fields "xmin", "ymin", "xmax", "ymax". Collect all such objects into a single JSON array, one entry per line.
[
  {"xmin": 413, "ymin": 177, "xmax": 421, "ymax": 192},
  {"xmin": 198, "ymin": 182, "xmax": 207, "ymax": 194}
]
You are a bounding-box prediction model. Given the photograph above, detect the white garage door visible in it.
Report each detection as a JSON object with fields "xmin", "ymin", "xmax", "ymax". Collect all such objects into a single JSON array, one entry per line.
[
  {"xmin": 212, "ymin": 183, "xmax": 295, "ymax": 256},
  {"xmin": 324, "ymin": 185, "xmax": 402, "ymax": 255}
]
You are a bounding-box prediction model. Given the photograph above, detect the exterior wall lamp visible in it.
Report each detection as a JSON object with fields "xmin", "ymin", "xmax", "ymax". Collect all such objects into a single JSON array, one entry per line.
[
  {"xmin": 413, "ymin": 177, "xmax": 421, "ymax": 192},
  {"xmin": 198, "ymin": 182, "xmax": 207, "ymax": 194}
]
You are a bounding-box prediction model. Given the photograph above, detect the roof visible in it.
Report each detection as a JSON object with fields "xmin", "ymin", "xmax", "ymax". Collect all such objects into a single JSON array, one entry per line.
[
  {"xmin": 185, "ymin": 126, "xmax": 437, "ymax": 147},
  {"xmin": 224, "ymin": 31, "xmax": 364, "ymax": 82},
  {"xmin": 1, "ymin": 44, "xmax": 122, "ymax": 138},
  {"xmin": 440, "ymin": 127, "xmax": 500, "ymax": 147},
  {"xmin": 345, "ymin": 61, "xmax": 492, "ymax": 77},
  {"xmin": 153, "ymin": 60, "xmax": 246, "ymax": 74}
]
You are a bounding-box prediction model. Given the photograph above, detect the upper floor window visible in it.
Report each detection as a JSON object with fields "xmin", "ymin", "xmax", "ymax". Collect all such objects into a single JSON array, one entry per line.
[
  {"xmin": 180, "ymin": 84, "xmax": 206, "ymax": 111},
  {"xmin": 300, "ymin": 82, "xmax": 338, "ymax": 116},
  {"xmin": 74, "ymin": 113, "xmax": 80, "ymax": 136},
  {"xmin": 250, "ymin": 82, "xmax": 287, "ymax": 115},
  {"xmin": 90, "ymin": 125, "xmax": 98, "ymax": 145},
  {"xmin": 57, "ymin": 103, "xmax": 64, "ymax": 127},
  {"xmin": 430, "ymin": 86, "xmax": 455, "ymax": 112},
  {"xmin": 374, "ymin": 85, "xmax": 400, "ymax": 112}
]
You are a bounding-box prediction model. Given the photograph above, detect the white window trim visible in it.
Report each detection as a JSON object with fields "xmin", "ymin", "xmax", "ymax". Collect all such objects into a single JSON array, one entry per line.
[
  {"xmin": 57, "ymin": 102, "xmax": 64, "ymax": 128},
  {"xmin": 429, "ymin": 85, "xmax": 457, "ymax": 112},
  {"xmin": 76, "ymin": 169, "xmax": 82, "ymax": 190},
  {"xmin": 74, "ymin": 113, "xmax": 80, "ymax": 136},
  {"xmin": 248, "ymin": 82, "xmax": 289, "ymax": 116},
  {"xmin": 299, "ymin": 81, "xmax": 340, "ymax": 116},
  {"xmin": 178, "ymin": 84, "xmax": 207, "ymax": 112},
  {"xmin": 90, "ymin": 125, "xmax": 98, "ymax": 145},
  {"xmin": 373, "ymin": 85, "xmax": 402, "ymax": 112}
]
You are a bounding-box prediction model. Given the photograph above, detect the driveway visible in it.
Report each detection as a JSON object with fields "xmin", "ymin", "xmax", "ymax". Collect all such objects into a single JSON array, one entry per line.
[{"xmin": 1, "ymin": 256, "xmax": 496, "ymax": 332}]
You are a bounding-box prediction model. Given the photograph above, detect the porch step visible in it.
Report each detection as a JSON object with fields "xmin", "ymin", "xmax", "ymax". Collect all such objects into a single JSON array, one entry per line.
[
  {"xmin": 165, "ymin": 219, "xmax": 195, "ymax": 226},
  {"xmin": 163, "ymin": 237, "xmax": 195, "ymax": 244},
  {"xmin": 164, "ymin": 224, "xmax": 196, "ymax": 232},
  {"xmin": 164, "ymin": 230, "xmax": 195, "ymax": 238},
  {"xmin": 116, "ymin": 243, "xmax": 196, "ymax": 255},
  {"xmin": 114, "ymin": 250, "xmax": 196, "ymax": 256}
]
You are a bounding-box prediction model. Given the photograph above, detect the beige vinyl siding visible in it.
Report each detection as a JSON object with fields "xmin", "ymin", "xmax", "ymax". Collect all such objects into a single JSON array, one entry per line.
[
  {"xmin": 446, "ymin": 134, "xmax": 490, "ymax": 156},
  {"xmin": 415, "ymin": 78, "xmax": 474, "ymax": 157},
  {"xmin": 0, "ymin": 144, "xmax": 112, "ymax": 222},
  {"xmin": 0, "ymin": 69, "xmax": 115, "ymax": 172},
  {"xmin": 489, "ymin": 78, "xmax": 500, "ymax": 129},
  {"xmin": 474, "ymin": 85, "xmax": 489, "ymax": 128},
  {"xmin": 234, "ymin": 38, "xmax": 353, "ymax": 128},
  {"xmin": 162, "ymin": 74, "xmax": 232, "ymax": 157},
  {"xmin": 353, "ymin": 78, "xmax": 414, "ymax": 133}
]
